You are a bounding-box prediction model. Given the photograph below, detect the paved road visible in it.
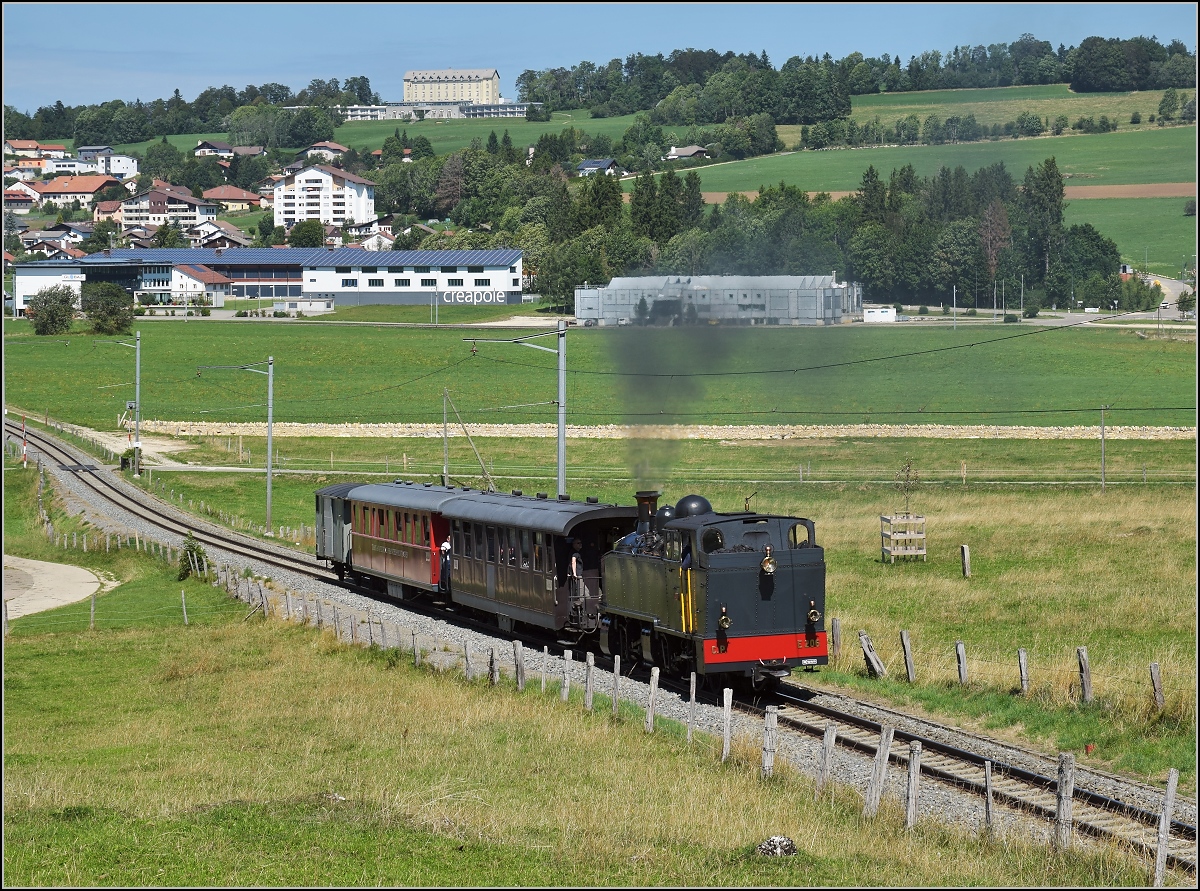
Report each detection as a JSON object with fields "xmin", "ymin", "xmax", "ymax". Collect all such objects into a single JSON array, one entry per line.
[{"xmin": 3, "ymin": 554, "xmax": 102, "ymax": 619}]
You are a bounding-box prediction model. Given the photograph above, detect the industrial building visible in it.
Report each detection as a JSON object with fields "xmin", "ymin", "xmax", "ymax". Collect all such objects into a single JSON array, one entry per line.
[{"xmin": 574, "ymin": 274, "xmax": 862, "ymax": 326}]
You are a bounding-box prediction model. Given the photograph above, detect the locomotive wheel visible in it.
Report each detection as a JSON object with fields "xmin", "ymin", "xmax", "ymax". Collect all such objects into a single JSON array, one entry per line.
[{"xmin": 616, "ymin": 620, "xmax": 640, "ymax": 669}]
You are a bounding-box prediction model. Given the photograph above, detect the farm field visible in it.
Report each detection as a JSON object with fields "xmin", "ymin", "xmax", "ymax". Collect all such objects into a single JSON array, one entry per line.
[
  {"xmin": 1063, "ymin": 197, "xmax": 1199, "ymax": 276},
  {"xmin": 846, "ymin": 83, "xmax": 1181, "ymax": 130},
  {"xmin": 4, "ymin": 318, "xmax": 1195, "ymax": 431},
  {"xmin": 0, "ymin": 456, "xmax": 1181, "ymax": 885},
  {"xmin": 635, "ymin": 126, "xmax": 1197, "ymax": 195}
]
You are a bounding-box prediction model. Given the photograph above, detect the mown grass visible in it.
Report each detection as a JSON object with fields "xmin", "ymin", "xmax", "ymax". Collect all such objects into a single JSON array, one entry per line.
[
  {"xmin": 660, "ymin": 126, "xmax": 1196, "ymax": 194},
  {"xmin": 3, "ymin": 595, "xmax": 1165, "ymax": 886},
  {"xmin": 5, "ymin": 317, "xmax": 1196, "ymax": 430},
  {"xmin": 1064, "ymin": 197, "xmax": 1199, "ymax": 277}
]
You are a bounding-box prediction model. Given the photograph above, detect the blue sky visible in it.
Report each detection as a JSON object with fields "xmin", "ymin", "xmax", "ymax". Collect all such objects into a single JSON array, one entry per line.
[{"xmin": 3, "ymin": 2, "xmax": 1196, "ymax": 112}]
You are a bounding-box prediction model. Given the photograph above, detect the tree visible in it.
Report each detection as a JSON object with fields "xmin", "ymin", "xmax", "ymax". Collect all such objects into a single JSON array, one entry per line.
[
  {"xmin": 629, "ymin": 169, "xmax": 658, "ymax": 238},
  {"xmin": 287, "ymin": 219, "xmax": 325, "ymax": 247},
  {"xmin": 486, "ymin": 130, "xmax": 500, "ymax": 154},
  {"xmin": 1158, "ymin": 87, "xmax": 1179, "ymax": 121},
  {"xmin": 153, "ymin": 221, "xmax": 185, "ymax": 248},
  {"xmin": 1177, "ymin": 289, "xmax": 1196, "ymax": 316},
  {"xmin": 634, "ymin": 296, "xmax": 650, "ymax": 325},
  {"xmin": 978, "ymin": 198, "xmax": 1011, "ymax": 285},
  {"xmin": 81, "ymin": 281, "xmax": 133, "ymax": 335},
  {"xmin": 26, "ymin": 285, "xmax": 77, "ymax": 335},
  {"xmin": 1021, "ymin": 156, "xmax": 1064, "ymax": 280},
  {"xmin": 680, "ymin": 171, "xmax": 705, "ymax": 229},
  {"xmin": 653, "ymin": 167, "xmax": 682, "ymax": 242}
]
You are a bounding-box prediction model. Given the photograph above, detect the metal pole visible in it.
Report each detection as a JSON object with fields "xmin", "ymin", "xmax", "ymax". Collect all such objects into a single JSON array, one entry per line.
[
  {"xmin": 442, "ymin": 388, "xmax": 449, "ymax": 486},
  {"xmin": 133, "ymin": 330, "xmax": 142, "ymax": 477},
  {"xmin": 952, "ymin": 285, "xmax": 956, "ymax": 330},
  {"xmin": 266, "ymin": 356, "xmax": 274, "ymax": 533},
  {"xmin": 557, "ymin": 319, "xmax": 566, "ymax": 498},
  {"xmin": 1020, "ymin": 273, "xmax": 1024, "ymax": 313},
  {"xmin": 1100, "ymin": 405, "xmax": 1106, "ymax": 492}
]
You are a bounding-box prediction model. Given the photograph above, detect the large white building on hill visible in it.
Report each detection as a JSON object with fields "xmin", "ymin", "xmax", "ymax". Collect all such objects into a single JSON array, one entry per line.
[{"xmin": 403, "ymin": 69, "xmax": 500, "ymax": 104}]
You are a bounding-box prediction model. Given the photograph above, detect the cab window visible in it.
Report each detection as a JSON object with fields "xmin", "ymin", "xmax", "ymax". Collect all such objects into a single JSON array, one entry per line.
[{"xmin": 701, "ymin": 527, "xmax": 725, "ymax": 553}]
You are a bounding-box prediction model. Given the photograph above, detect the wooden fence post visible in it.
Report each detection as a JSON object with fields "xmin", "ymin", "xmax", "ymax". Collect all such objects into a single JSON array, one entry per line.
[
  {"xmin": 984, "ymin": 760, "xmax": 994, "ymax": 833},
  {"xmin": 961, "ymin": 544, "xmax": 971, "ymax": 577},
  {"xmin": 721, "ymin": 687, "xmax": 733, "ymax": 761},
  {"xmin": 1150, "ymin": 662, "xmax": 1165, "ymax": 710},
  {"xmin": 489, "ymin": 647, "xmax": 499, "ymax": 686},
  {"xmin": 560, "ymin": 650, "xmax": 571, "ymax": 702},
  {"xmin": 333, "ymin": 607, "xmax": 340, "ymax": 640},
  {"xmin": 463, "ymin": 641, "xmax": 472, "ymax": 679},
  {"xmin": 379, "ymin": 619, "xmax": 387, "ymax": 649},
  {"xmin": 645, "ymin": 667, "xmax": 659, "ymax": 732},
  {"xmin": 830, "ymin": 617, "xmax": 841, "ymax": 658},
  {"xmin": 412, "ymin": 630, "xmax": 420, "ymax": 667},
  {"xmin": 1054, "ymin": 753, "xmax": 1075, "ymax": 850},
  {"xmin": 181, "ymin": 589, "xmax": 188, "ymax": 626},
  {"xmin": 900, "ymin": 630, "xmax": 915, "ymax": 682},
  {"xmin": 350, "ymin": 615, "xmax": 358, "ymax": 645},
  {"xmin": 542, "ymin": 646, "xmax": 548, "ymax": 694},
  {"xmin": 1152, "ymin": 768, "xmax": 1179, "ymax": 887},
  {"xmin": 687, "ymin": 671, "xmax": 697, "ymax": 743},
  {"xmin": 90, "ymin": 590, "xmax": 96, "ymax": 631},
  {"xmin": 905, "ymin": 740, "xmax": 922, "ymax": 829},
  {"xmin": 859, "ymin": 630, "xmax": 886, "ymax": 678},
  {"xmin": 584, "ymin": 652, "xmax": 594, "ymax": 711},
  {"xmin": 863, "ymin": 725, "xmax": 895, "ymax": 818},
  {"xmin": 761, "ymin": 706, "xmax": 778, "ymax": 779},
  {"xmin": 514, "ymin": 641, "xmax": 525, "ymax": 692},
  {"xmin": 956, "ymin": 640, "xmax": 968, "ymax": 685},
  {"xmin": 1077, "ymin": 647, "xmax": 1093, "ymax": 703},
  {"xmin": 1018, "ymin": 648, "xmax": 1029, "ymax": 695},
  {"xmin": 611, "ymin": 655, "xmax": 620, "ymax": 716}
]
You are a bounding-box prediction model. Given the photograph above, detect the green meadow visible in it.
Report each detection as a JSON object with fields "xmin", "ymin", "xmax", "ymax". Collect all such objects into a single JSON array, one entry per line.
[
  {"xmin": 1064, "ymin": 197, "xmax": 1199, "ymax": 276},
  {"xmin": 4, "ymin": 318, "xmax": 1195, "ymax": 430},
  {"xmin": 644, "ymin": 126, "xmax": 1197, "ymax": 194}
]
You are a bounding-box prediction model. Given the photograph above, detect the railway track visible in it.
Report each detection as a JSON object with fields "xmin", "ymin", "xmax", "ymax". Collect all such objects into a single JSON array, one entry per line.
[
  {"xmin": 10, "ymin": 418, "xmax": 1196, "ymax": 876},
  {"xmin": 5, "ymin": 419, "xmax": 337, "ymax": 585},
  {"xmin": 761, "ymin": 687, "xmax": 1197, "ymax": 873}
]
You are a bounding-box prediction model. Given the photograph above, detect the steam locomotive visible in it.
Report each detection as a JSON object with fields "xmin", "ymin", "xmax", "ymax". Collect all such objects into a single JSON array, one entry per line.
[{"xmin": 315, "ymin": 482, "xmax": 827, "ymax": 686}]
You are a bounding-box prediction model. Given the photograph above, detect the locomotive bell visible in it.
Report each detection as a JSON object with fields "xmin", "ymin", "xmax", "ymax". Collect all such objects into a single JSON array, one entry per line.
[
  {"xmin": 760, "ymin": 544, "xmax": 777, "ymax": 575},
  {"xmin": 674, "ymin": 494, "xmax": 713, "ymax": 518},
  {"xmin": 718, "ymin": 606, "xmax": 732, "ymax": 630}
]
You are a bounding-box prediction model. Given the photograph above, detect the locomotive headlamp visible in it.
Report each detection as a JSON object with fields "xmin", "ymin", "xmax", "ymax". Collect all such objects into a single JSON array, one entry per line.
[
  {"xmin": 760, "ymin": 545, "xmax": 777, "ymax": 575},
  {"xmin": 718, "ymin": 606, "xmax": 732, "ymax": 630},
  {"xmin": 807, "ymin": 600, "xmax": 822, "ymax": 623}
]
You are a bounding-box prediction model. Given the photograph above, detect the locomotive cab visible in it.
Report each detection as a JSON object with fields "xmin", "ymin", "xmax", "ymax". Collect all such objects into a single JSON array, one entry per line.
[{"xmin": 601, "ymin": 493, "xmax": 828, "ymax": 685}]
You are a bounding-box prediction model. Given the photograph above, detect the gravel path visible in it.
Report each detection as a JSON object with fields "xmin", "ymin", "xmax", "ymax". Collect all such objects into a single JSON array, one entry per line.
[{"xmin": 13, "ymin": 428, "xmax": 1192, "ymax": 869}]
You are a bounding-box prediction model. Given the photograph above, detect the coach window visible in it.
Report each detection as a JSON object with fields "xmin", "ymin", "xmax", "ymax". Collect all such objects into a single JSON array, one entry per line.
[
  {"xmin": 520, "ymin": 530, "xmax": 531, "ymax": 569},
  {"xmin": 404, "ymin": 512, "xmax": 412, "ymax": 543},
  {"xmin": 462, "ymin": 522, "xmax": 473, "ymax": 558},
  {"xmin": 474, "ymin": 523, "xmax": 485, "ymax": 560},
  {"xmin": 486, "ymin": 526, "xmax": 497, "ymax": 563},
  {"xmin": 664, "ymin": 530, "xmax": 682, "ymax": 562},
  {"xmin": 422, "ymin": 515, "xmax": 430, "ymax": 546},
  {"xmin": 455, "ymin": 521, "xmax": 465, "ymax": 556},
  {"xmin": 507, "ymin": 528, "xmax": 519, "ymax": 566},
  {"xmin": 533, "ymin": 532, "xmax": 544, "ymax": 572}
]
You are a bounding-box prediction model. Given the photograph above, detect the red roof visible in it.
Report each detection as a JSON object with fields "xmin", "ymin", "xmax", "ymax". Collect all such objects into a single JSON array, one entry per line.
[
  {"xmin": 6, "ymin": 139, "xmax": 38, "ymax": 150},
  {"xmin": 4, "ymin": 189, "xmax": 33, "ymax": 202},
  {"xmin": 307, "ymin": 141, "xmax": 349, "ymax": 153},
  {"xmin": 202, "ymin": 185, "xmax": 261, "ymax": 201},
  {"xmin": 36, "ymin": 175, "xmax": 121, "ymax": 195},
  {"xmin": 176, "ymin": 264, "xmax": 234, "ymax": 285},
  {"xmin": 94, "ymin": 200, "xmax": 123, "ymax": 213},
  {"xmin": 40, "ymin": 144, "xmax": 67, "ymax": 151}
]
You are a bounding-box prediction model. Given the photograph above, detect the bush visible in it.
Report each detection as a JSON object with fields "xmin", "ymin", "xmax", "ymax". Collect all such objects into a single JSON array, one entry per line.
[
  {"xmin": 892, "ymin": 303, "xmax": 903, "ymax": 313},
  {"xmin": 235, "ymin": 310, "xmax": 248, "ymax": 317},
  {"xmin": 1185, "ymin": 198, "xmax": 1196, "ymax": 217},
  {"xmin": 273, "ymin": 310, "xmax": 288, "ymax": 318},
  {"xmin": 1130, "ymin": 111, "xmax": 1142, "ymax": 124},
  {"xmin": 1022, "ymin": 306, "xmax": 1040, "ymax": 318},
  {"xmin": 918, "ymin": 305, "xmax": 929, "ymax": 315},
  {"xmin": 1003, "ymin": 313, "xmax": 1019, "ymax": 323},
  {"xmin": 966, "ymin": 308, "xmax": 977, "ymax": 316},
  {"xmin": 25, "ymin": 285, "xmax": 76, "ymax": 335},
  {"xmin": 177, "ymin": 531, "xmax": 208, "ymax": 581}
]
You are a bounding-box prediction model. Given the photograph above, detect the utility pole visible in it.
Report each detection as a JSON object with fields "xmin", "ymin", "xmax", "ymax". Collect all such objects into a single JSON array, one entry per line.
[
  {"xmin": 952, "ymin": 285, "xmax": 956, "ymax": 330},
  {"xmin": 465, "ymin": 318, "xmax": 568, "ymax": 498},
  {"xmin": 197, "ymin": 356, "xmax": 275, "ymax": 534},
  {"xmin": 1020, "ymin": 273, "xmax": 1024, "ymax": 314},
  {"xmin": 442, "ymin": 388, "xmax": 449, "ymax": 486},
  {"xmin": 96, "ymin": 331, "xmax": 141, "ymax": 476}
]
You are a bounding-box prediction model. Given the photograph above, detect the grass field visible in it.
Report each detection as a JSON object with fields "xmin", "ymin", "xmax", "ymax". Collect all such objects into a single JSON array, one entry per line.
[
  {"xmin": 636, "ymin": 126, "xmax": 1196, "ymax": 195},
  {"xmin": 3, "ymin": 318, "xmax": 1195, "ymax": 431},
  {"xmin": 847, "ymin": 84, "xmax": 1181, "ymax": 129},
  {"xmin": 1064, "ymin": 197, "xmax": 1198, "ymax": 276},
  {"xmin": 0, "ymin": 459, "xmax": 1175, "ymax": 886}
]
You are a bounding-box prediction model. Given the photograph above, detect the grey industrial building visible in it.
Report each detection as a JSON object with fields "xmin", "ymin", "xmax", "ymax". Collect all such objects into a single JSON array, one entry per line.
[{"xmin": 574, "ymin": 274, "xmax": 862, "ymax": 326}]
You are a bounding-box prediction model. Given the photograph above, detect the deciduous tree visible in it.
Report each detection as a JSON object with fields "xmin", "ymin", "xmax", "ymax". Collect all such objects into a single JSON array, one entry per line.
[{"xmin": 26, "ymin": 285, "xmax": 77, "ymax": 335}]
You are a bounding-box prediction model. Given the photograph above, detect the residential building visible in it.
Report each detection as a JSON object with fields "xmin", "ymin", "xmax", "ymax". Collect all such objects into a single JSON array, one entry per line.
[
  {"xmin": 4, "ymin": 189, "xmax": 35, "ymax": 213},
  {"xmin": 121, "ymin": 188, "xmax": 219, "ymax": 229},
  {"xmin": 16, "ymin": 158, "xmax": 45, "ymax": 174},
  {"xmin": 273, "ymin": 165, "xmax": 375, "ymax": 229},
  {"xmin": 231, "ymin": 145, "xmax": 266, "ymax": 158},
  {"xmin": 93, "ymin": 199, "xmax": 123, "ymax": 224},
  {"xmin": 403, "ymin": 69, "xmax": 500, "ymax": 104},
  {"xmin": 46, "ymin": 221, "xmax": 95, "ymax": 243},
  {"xmin": 5, "ymin": 164, "xmax": 37, "ymax": 182},
  {"xmin": 576, "ymin": 158, "xmax": 621, "ymax": 177},
  {"xmin": 300, "ymin": 141, "xmax": 350, "ymax": 162},
  {"xmin": 185, "ymin": 220, "xmax": 254, "ymax": 249},
  {"xmin": 7, "ymin": 180, "xmax": 44, "ymax": 202},
  {"xmin": 171, "ymin": 264, "xmax": 233, "ymax": 306},
  {"xmin": 359, "ymin": 231, "xmax": 395, "ymax": 251},
  {"xmin": 4, "ymin": 139, "xmax": 42, "ymax": 158},
  {"xmin": 33, "ymin": 175, "xmax": 122, "ymax": 208},
  {"xmin": 45, "ymin": 157, "xmax": 99, "ymax": 176},
  {"xmin": 97, "ymin": 154, "xmax": 139, "ymax": 179},
  {"xmin": 76, "ymin": 145, "xmax": 115, "ymax": 161},
  {"xmin": 574, "ymin": 274, "xmax": 862, "ymax": 327},
  {"xmin": 201, "ymin": 184, "xmax": 262, "ymax": 211},
  {"xmin": 194, "ymin": 140, "xmax": 235, "ymax": 157},
  {"xmin": 39, "ymin": 144, "xmax": 68, "ymax": 159},
  {"xmin": 665, "ymin": 145, "xmax": 708, "ymax": 160}
]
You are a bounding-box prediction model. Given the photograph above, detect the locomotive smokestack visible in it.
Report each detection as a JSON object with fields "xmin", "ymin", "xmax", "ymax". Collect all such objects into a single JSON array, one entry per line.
[{"xmin": 634, "ymin": 490, "xmax": 661, "ymax": 533}]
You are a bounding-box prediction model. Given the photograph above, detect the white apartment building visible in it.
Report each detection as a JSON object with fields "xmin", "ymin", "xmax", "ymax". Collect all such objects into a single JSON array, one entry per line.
[
  {"xmin": 98, "ymin": 154, "xmax": 140, "ymax": 179},
  {"xmin": 274, "ymin": 165, "xmax": 375, "ymax": 229},
  {"xmin": 44, "ymin": 158, "xmax": 99, "ymax": 175},
  {"xmin": 403, "ymin": 69, "xmax": 500, "ymax": 104}
]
